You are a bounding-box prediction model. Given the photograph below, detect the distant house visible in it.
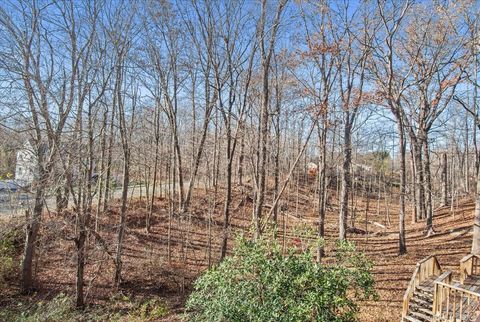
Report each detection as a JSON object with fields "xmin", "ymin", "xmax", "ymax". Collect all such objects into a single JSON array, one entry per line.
[{"xmin": 15, "ymin": 141, "xmax": 37, "ymax": 187}]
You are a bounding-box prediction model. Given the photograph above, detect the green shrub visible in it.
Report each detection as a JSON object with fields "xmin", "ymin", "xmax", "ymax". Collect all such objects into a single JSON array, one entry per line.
[
  {"xmin": 186, "ymin": 235, "xmax": 376, "ymax": 322},
  {"xmin": 134, "ymin": 298, "xmax": 169, "ymax": 321}
]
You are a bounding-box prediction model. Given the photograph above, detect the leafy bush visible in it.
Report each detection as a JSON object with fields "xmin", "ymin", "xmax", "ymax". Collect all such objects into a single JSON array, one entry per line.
[
  {"xmin": 134, "ymin": 298, "xmax": 169, "ymax": 321},
  {"xmin": 186, "ymin": 236, "xmax": 376, "ymax": 322}
]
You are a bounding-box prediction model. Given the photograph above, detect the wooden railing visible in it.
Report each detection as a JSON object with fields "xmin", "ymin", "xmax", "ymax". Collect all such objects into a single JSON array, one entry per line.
[
  {"xmin": 433, "ymin": 271, "xmax": 453, "ymax": 316},
  {"xmin": 402, "ymin": 255, "xmax": 442, "ymax": 318},
  {"xmin": 432, "ymin": 280, "xmax": 480, "ymax": 321},
  {"xmin": 460, "ymin": 254, "xmax": 480, "ymax": 284}
]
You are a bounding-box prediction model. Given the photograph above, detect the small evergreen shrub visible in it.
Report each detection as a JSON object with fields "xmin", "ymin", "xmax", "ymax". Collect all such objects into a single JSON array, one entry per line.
[
  {"xmin": 134, "ymin": 298, "xmax": 169, "ymax": 321},
  {"xmin": 186, "ymin": 235, "xmax": 376, "ymax": 322}
]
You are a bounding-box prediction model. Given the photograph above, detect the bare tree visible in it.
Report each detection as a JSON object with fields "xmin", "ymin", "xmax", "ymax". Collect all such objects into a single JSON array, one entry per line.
[
  {"xmin": 297, "ymin": 0, "xmax": 338, "ymax": 259},
  {"xmin": 0, "ymin": 0, "xmax": 93, "ymax": 292},
  {"xmin": 335, "ymin": 3, "xmax": 371, "ymax": 240},
  {"xmin": 370, "ymin": 0, "xmax": 412, "ymax": 254},
  {"xmin": 102, "ymin": 0, "xmax": 137, "ymax": 287},
  {"xmin": 253, "ymin": 0, "xmax": 288, "ymax": 239}
]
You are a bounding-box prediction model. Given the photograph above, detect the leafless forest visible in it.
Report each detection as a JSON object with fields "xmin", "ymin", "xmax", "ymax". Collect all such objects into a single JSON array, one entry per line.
[{"xmin": 1, "ymin": 0, "xmax": 480, "ymax": 321}]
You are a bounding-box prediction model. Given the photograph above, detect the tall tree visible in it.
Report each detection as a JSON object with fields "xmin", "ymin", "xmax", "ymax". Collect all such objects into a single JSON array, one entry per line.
[
  {"xmin": 335, "ymin": 2, "xmax": 371, "ymax": 240},
  {"xmin": 370, "ymin": 0, "xmax": 412, "ymax": 254},
  {"xmin": 253, "ymin": 0, "xmax": 288, "ymax": 239},
  {"xmin": 103, "ymin": 0, "xmax": 137, "ymax": 287},
  {"xmin": 0, "ymin": 0, "xmax": 89, "ymax": 292}
]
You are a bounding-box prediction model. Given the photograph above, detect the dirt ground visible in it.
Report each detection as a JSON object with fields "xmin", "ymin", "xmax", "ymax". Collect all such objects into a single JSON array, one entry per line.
[{"xmin": 0, "ymin": 181, "xmax": 476, "ymax": 321}]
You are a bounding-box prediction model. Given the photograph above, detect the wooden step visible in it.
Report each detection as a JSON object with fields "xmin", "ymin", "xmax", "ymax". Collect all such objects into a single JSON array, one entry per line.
[
  {"xmin": 416, "ymin": 285, "xmax": 433, "ymax": 295},
  {"xmin": 413, "ymin": 291, "xmax": 434, "ymax": 303},
  {"xmin": 409, "ymin": 303, "xmax": 433, "ymax": 316},
  {"xmin": 410, "ymin": 296, "xmax": 433, "ymax": 308},
  {"xmin": 410, "ymin": 311, "xmax": 433, "ymax": 321},
  {"xmin": 403, "ymin": 315, "xmax": 422, "ymax": 322}
]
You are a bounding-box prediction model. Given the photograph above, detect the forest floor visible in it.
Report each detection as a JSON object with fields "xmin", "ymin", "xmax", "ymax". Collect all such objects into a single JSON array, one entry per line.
[{"xmin": 0, "ymin": 180, "xmax": 475, "ymax": 321}]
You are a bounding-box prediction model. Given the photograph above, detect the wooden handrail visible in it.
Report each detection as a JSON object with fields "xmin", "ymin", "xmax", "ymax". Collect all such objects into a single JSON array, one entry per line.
[
  {"xmin": 435, "ymin": 282, "xmax": 480, "ymax": 297},
  {"xmin": 403, "ymin": 266, "xmax": 420, "ymax": 317},
  {"xmin": 460, "ymin": 254, "xmax": 480, "ymax": 284},
  {"xmin": 432, "ymin": 271, "xmax": 453, "ymax": 316},
  {"xmin": 433, "ymin": 280, "xmax": 480, "ymax": 321},
  {"xmin": 460, "ymin": 254, "xmax": 475, "ymax": 263},
  {"xmin": 419, "ymin": 254, "xmax": 436, "ymax": 265},
  {"xmin": 436, "ymin": 271, "xmax": 453, "ymax": 284},
  {"xmin": 402, "ymin": 255, "xmax": 442, "ymax": 318}
]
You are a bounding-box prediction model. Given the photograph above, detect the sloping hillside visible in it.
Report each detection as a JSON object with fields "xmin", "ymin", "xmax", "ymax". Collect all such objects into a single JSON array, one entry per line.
[{"xmin": 0, "ymin": 184, "xmax": 476, "ymax": 321}]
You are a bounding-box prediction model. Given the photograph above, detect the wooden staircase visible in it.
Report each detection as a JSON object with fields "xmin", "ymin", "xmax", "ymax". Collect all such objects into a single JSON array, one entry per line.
[
  {"xmin": 404, "ymin": 277, "xmax": 435, "ymax": 321},
  {"xmin": 402, "ymin": 254, "xmax": 480, "ymax": 322}
]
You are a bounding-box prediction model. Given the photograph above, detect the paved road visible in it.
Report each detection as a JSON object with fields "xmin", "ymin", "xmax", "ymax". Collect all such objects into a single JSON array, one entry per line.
[
  {"xmin": 0, "ymin": 181, "xmax": 198, "ymax": 218},
  {"xmin": 0, "ymin": 183, "xmax": 158, "ymax": 218}
]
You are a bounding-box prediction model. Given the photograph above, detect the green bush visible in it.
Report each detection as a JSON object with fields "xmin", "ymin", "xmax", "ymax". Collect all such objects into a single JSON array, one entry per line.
[
  {"xmin": 134, "ymin": 298, "xmax": 169, "ymax": 321},
  {"xmin": 186, "ymin": 236, "xmax": 376, "ymax": 322}
]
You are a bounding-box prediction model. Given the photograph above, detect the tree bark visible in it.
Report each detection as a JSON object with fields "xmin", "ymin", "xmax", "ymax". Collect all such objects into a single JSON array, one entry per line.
[
  {"xmin": 220, "ymin": 136, "xmax": 232, "ymax": 259},
  {"xmin": 317, "ymin": 119, "xmax": 327, "ymax": 261},
  {"xmin": 423, "ymin": 139, "xmax": 434, "ymax": 235},
  {"xmin": 339, "ymin": 116, "xmax": 352, "ymax": 240},
  {"xmin": 75, "ymin": 222, "xmax": 86, "ymax": 308},
  {"xmin": 115, "ymin": 154, "xmax": 129, "ymax": 288},
  {"xmin": 472, "ymin": 169, "xmax": 480, "ymax": 254},
  {"xmin": 21, "ymin": 188, "xmax": 43, "ymax": 293},
  {"xmin": 442, "ymin": 152, "xmax": 448, "ymax": 206},
  {"xmin": 398, "ymin": 119, "xmax": 407, "ymax": 255},
  {"xmin": 412, "ymin": 141, "xmax": 426, "ymax": 221}
]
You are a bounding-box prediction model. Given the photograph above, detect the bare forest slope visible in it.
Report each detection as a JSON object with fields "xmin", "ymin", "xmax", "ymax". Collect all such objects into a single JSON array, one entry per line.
[{"xmin": 0, "ymin": 183, "xmax": 475, "ymax": 322}]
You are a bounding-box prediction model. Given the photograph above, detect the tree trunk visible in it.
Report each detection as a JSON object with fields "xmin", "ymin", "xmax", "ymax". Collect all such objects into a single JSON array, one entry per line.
[
  {"xmin": 465, "ymin": 115, "xmax": 470, "ymax": 193},
  {"xmin": 21, "ymin": 191, "xmax": 43, "ymax": 293},
  {"xmin": 172, "ymin": 129, "xmax": 184, "ymax": 209},
  {"xmin": 75, "ymin": 227, "xmax": 86, "ymax": 308},
  {"xmin": 317, "ymin": 120, "xmax": 327, "ymax": 261},
  {"xmin": 413, "ymin": 141, "xmax": 426, "ymax": 220},
  {"xmin": 182, "ymin": 111, "xmax": 211, "ymax": 212},
  {"xmin": 114, "ymin": 155, "xmax": 129, "ymax": 288},
  {"xmin": 103, "ymin": 102, "xmax": 116, "ymax": 213},
  {"xmin": 253, "ymin": 65, "xmax": 269, "ymax": 239},
  {"xmin": 96, "ymin": 108, "xmax": 108, "ymax": 232},
  {"xmin": 238, "ymin": 122, "xmax": 245, "ymax": 186},
  {"xmin": 21, "ymin": 146, "xmax": 50, "ymax": 293},
  {"xmin": 339, "ymin": 117, "xmax": 352, "ymax": 240},
  {"xmin": 147, "ymin": 110, "xmax": 160, "ymax": 233},
  {"xmin": 472, "ymin": 169, "xmax": 480, "ymax": 254},
  {"xmin": 398, "ymin": 120, "xmax": 407, "ymax": 255},
  {"xmin": 410, "ymin": 146, "xmax": 417, "ymax": 223},
  {"xmin": 423, "ymin": 140, "xmax": 434, "ymax": 235},
  {"xmin": 442, "ymin": 152, "xmax": 448, "ymax": 206},
  {"xmin": 273, "ymin": 94, "xmax": 281, "ymax": 224},
  {"xmin": 220, "ymin": 140, "xmax": 232, "ymax": 260}
]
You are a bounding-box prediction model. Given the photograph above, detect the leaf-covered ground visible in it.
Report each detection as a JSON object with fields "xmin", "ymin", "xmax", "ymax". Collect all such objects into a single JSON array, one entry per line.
[{"xmin": 0, "ymin": 181, "xmax": 475, "ymax": 321}]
